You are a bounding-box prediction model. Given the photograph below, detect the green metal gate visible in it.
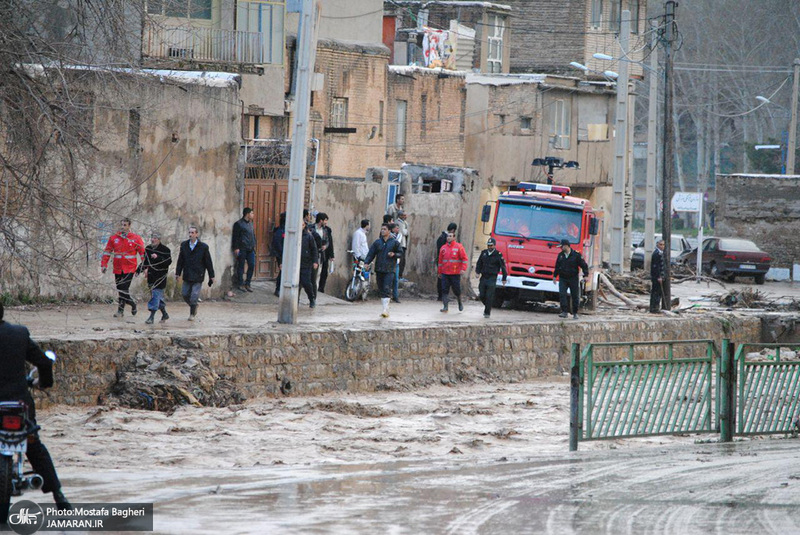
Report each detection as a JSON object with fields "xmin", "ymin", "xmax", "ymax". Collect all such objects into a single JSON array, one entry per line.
[
  {"xmin": 735, "ymin": 343, "xmax": 800, "ymax": 436},
  {"xmin": 570, "ymin": 340, "xmax": 719, "ymax": 450}
]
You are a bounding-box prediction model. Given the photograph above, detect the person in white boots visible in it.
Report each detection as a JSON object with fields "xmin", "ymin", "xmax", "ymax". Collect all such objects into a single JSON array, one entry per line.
[{"xmin": 364, "ymin": 223, "xmax": 404, "ymax": 318}]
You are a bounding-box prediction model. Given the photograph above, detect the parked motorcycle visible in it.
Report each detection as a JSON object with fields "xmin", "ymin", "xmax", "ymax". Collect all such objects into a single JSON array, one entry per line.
[
  {"xmin": 0, "ymin": 350, "xmax": 55, "ymax": 524},
  {"xmin": 344, "ymin": 250, "xmax": 370, "ymax": 302}
]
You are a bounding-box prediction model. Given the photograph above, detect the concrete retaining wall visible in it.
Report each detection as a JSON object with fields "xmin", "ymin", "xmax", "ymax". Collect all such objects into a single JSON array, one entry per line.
[{"xmin": 36, "ymin": 316, "xmax": 762, "ymax": 407}]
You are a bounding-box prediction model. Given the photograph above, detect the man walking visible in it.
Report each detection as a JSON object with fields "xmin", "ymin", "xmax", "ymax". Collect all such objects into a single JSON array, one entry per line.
[
  {"xmin": 300, "ymin": 222, "xmax": 319, "ymax": 308},
  {"xmin": 650, "ymin": 239, "xmax": 667, "ymax": 313},
  {"xmin": 365, "ymin": 223, "xmax": 403, "ymax": 318},
  {"xmin": 437, "ymin": 230, "xmax": 468, "ymax": 313},
  {"xmin": 272, "ymin": 212, "xmax": 286, "ymax": 297},
  {"xmin": 101, "ymin": 217, "xmax": 145, "ymax": 318},
  {"xmin": 476, "ymin": 237, "xmax": 507, "ymax": 318},
  {"xmin": 315, "ymin": 212, "xmax": 334, "ymax": 293},
  {"xmin": 138, "ymin": 232, "xmax": 172, "ymax": 324},
  {"xmin": 436, "ymin": 222, "xmax": 457, "ymax": 301},
  {"xmin": 554, "ymin": 239, "xmax": 589, "ymax": 319},
  {"xmin": 232, "ymin": 207, "xmax": 256, "ymax": 292},
  {"xmin": 175, "ymin": 226, "xmax": 215, "ymax": 321}
]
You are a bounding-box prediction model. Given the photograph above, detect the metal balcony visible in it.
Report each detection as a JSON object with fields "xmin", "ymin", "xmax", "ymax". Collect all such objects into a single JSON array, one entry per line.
[{"xmin": 143, "ymin": 21, "xmax": 265, "ymax": 64}]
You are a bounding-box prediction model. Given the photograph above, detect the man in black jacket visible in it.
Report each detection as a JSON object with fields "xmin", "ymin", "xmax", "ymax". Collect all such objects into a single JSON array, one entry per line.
[
  {"xmin": 232, "ymin": 207, "xmax": 256, "ymax": 292},
  {"xmin": 650, "ymin": 239, "xmax": 666, "ymax": 313},
  {"xmin": 436, "ymin": 222, "xmax": 457, "ymax": 301},
  {"xmin": 365, "ymin": 223, "xmax": 404, "ymax": 318},
  {"xmin": 554, "ymin": 239, "xmax": 589, "ymax": 319},
  {"xmin": 315, "ymin": 212, "xmax": 335, "ymax": 294},
  {"xmin": 0, "ymin": 303, "xmax": 70, "ymax": 512},
  {"xmin": 271, "ymin": 212, "xmax": 286, "ymax": 297},
  {"xmin": 300, "ymin": 223, "xmax": 319, "ymax": 308},
  {"xmin": 475, "ymin": 237, "xmax": 508, "ymax": 318},
  {"xmin": 138, "ymin": 232, "xmax": 172, "ymax": 324},
  {"xmin": 175, "ymin": 226, "xmax": 215, "ymax": 321}
]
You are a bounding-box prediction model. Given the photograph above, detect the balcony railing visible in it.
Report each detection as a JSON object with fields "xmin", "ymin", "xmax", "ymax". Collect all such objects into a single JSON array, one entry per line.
[{"xmin": 143, "ymin": 21, "xmax": 265, "ymax": 64}]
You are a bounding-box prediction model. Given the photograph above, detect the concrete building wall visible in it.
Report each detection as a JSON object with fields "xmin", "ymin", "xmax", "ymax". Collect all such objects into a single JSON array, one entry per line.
[
  {"xmin": 309, "ymin": 40, "xmax": 389, "ymax": 178},
  {"xmin": 287, "ymin": 0, "xmax": 384, "ymax": 46},
  {"xmin": 385, "ymin": 68, "xmax": 467, "ymax": 168},
  {"xmin": 715, "ymin": 174, "xmax": 800, "ymax": 272},
  {"xmin": 76, "ymin": 72, "xmax": 241, "ymax": 300}
]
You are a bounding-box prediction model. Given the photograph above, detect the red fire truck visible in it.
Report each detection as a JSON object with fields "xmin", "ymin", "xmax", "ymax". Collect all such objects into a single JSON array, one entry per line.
[{"xmin": 480, "ymin": 182, "xmax": 602, "ymax": 307}]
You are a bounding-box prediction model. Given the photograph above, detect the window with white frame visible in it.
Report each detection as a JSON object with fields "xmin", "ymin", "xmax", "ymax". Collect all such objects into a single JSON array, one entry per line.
[
  {"xmin": 395, "ymin": 100, "xmax": 407, "ymax": 151},
  {"xmin": 147, "ymin": 0, "xmax": 212, "ymax": 19},
  {"xmin": 551, "ymin": 100, "xmax": 571, "ymax": 149},
  {"xmin": 590, "ymin": 0, "xmax": 603, "ymax": 29},
  {"xmin": 330, "ymin": 98, "xmax": 348, "ymax": 129},
  {"xmin": 629, "ymin": 0, "xmax": 640, "ymax": 34},
  {"xmin": 236, "ymin": 1, "xmax": 286, "ymax": 64},
  {"xmin": 487, "ymin": 15, "xmax": 505, "ymax": 73}
]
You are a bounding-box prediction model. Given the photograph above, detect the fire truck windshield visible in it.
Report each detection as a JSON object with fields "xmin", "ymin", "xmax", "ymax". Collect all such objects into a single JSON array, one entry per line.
[{"xmin": 494, "ymin": 202, "xmax": 582, "ymax": 244}]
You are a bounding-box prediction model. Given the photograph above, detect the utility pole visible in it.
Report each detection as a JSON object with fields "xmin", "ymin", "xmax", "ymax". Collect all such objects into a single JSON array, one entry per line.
[
  {"xmin": 610, "ymin": 10, "xmax": 631, "ymax": 273},
  {"xmin": 661, "ymin": 0, "xmax": 677, "ymax": 308},
  {"xmin": 787, "ymin": 58, "xmax": 800, "ymax": 175},
  {"xmin": 278, "ymin": 0, "xmax": 319, "ymax": 324},
  {"xmin": 644, "ymin": 19, "xmax": 658, "ymax": 272}
]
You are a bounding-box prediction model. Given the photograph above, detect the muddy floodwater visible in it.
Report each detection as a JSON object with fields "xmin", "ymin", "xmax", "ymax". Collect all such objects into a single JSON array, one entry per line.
[{"xmin": 35, "ymin": 378, "xmax": 800, "ymax": 534}]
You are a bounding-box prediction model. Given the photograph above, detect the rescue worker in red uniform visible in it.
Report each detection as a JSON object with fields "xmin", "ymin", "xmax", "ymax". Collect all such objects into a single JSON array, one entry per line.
[
  {"xmin": 437, "ymin": 231, "xmax": 469, "ymax": 312},
  {"xmin": 101, "ymin": 217, "xmax": 146, "ymax": 318}
]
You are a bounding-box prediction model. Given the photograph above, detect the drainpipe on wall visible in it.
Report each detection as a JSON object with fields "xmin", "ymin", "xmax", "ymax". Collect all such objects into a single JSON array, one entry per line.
[{"xmin": 309, "ymin": 137, "xmax": 320, "ymax": 212}]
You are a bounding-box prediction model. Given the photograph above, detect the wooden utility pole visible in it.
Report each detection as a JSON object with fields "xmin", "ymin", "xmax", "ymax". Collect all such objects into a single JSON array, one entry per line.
[
  {"xmin": 661, "ymin": 0, "xmax": 677, "ymax": 308},
  {"xmin": 278, "ymin": 0, "xmax": 319, "ymax": 324}
]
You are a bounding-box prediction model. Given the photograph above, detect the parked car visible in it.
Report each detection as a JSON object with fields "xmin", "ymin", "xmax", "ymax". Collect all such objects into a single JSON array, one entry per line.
[
  {"xmin": 631, "ymin": 234, "xmax": 691, "ymax": 270},
  {"xmin": 678, "ymin": 238, "xmax": 772, "ymax": 284}
]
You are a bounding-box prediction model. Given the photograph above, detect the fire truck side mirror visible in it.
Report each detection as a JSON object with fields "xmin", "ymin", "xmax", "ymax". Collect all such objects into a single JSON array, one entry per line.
[
  {"xmin": 481, "ymin": 205, "xmax": 491, "ymax": 223},
  {"xmin": 589, "ymin": 217, "xmax": 599, "ymax": 235}
]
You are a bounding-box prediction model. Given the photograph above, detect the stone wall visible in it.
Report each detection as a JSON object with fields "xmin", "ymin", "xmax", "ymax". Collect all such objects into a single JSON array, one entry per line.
[
  {"xmin": 716, "ymin": 174, "xmax": 800, "ymax": 271},
  {"xmin": 35, "ymin": 316, "xmax": 761, "ymax": 407}
]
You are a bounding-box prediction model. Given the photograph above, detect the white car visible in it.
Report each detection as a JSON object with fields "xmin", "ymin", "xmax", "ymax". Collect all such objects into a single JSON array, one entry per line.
[{"xmin": 631, "ymin": 234, "xmax": 691, "ymax": 270}]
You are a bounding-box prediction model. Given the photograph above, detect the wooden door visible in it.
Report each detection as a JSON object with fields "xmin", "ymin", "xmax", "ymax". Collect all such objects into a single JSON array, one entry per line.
[{"xmin": 244, "ymin": 179, "xmax": 289, "ymax": 279}]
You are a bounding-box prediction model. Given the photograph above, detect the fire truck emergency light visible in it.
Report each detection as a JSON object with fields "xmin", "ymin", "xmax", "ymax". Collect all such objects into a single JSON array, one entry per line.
[{"xmin": 518, "ymin": 182, "xmax": 571, "ymax": 196}]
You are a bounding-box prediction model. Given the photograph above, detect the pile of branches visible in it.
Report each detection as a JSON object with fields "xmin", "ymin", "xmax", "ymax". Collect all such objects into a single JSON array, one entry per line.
[
  {"xmin": 108, "ymin": 347, "xmax": 245, "ymax": 412},
  {"xmin": 721, "ymin": 288, "xmax": 800, "ymax": 311}
]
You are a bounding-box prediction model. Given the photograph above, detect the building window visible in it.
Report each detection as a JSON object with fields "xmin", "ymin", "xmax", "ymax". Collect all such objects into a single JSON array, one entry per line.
[
  {"xmin": 496, "ymin": 114, "xmax": 506, "ymax": 134},
  {"xmin": 590, "ymin": 0, "xmax": 603, "ymax": 29},
  {"xmin": 330, "ymin": 97, "xmax": 348, "ymax": 128},
  {"xmin": 128, "ymin": 109, "xmax": 141, "ymax": 154},
  {"xmin": 520, "ymin": 116, "xmax": 532, "ymax": 131},
  {"xmin": 551, "ymin": 100, "xmax": 571, "ymax": 149},
  {"xmin": 609, "ymin": 0, "xmax": 621, "ymax": 32},
  {"xmin": 147, "ymin": 0, "xmax": 212, "ymax": 20},
  {"xmin": 395, "ymin": 100, "xmax": 407, "ymax": 151},
  {"xmin": 237, "ymin": 1, "xmax": 285, "ymax": 64},
  {"xmin": 629, "ymin": 0, "xmax": 640, "ymax": 34},
  {"xmin": 378, "ymin": 101, "xmax": 384, "ymax": 138},
  {"xmin": 487, "ymin": 15, "xmax": 505, "ymax": 73}
]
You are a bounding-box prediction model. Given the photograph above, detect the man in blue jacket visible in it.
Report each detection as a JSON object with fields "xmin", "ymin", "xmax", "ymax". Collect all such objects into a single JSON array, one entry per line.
[{"xmin": 364, "ymin": 223, "xmax": 404, "ymax": 318}]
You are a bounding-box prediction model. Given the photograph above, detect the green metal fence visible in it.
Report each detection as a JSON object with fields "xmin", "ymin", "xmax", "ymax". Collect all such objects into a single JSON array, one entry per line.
[
  {"xmin": 735, "ymin": 343, "xmax": 800, "ymax": 436},
  {"xmin": 570, "ymin": 340, "xmax": 719, "ymax": 450}
]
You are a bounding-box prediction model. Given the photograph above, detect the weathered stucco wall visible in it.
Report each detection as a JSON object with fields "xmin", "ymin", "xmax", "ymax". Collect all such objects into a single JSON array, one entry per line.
[
  {"xmin": 34, "ymin": 315, "xmax": 761, "ymax": 407},
  {"xmin": 716, "ymin": 174, "xmax": 800, "ymax": 269}
]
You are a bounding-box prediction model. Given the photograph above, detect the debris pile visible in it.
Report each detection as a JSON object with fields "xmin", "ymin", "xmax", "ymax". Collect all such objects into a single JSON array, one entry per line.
[
  {"xmin": 109, "ymin": 347, "xmax": 245, "ymax": 412},
  {"xmin": 720, "ymin": 289, "xmax": 800, "ymax": 311},
  {"xmin": 745, "ymin": 348, "xmax": 799, "ymax": 362}
]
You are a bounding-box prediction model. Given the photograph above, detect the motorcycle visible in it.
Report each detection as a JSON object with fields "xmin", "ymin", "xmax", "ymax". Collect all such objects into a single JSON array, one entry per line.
[
  {"xmin": 344, "ymin": 250, "xmax": 370, "ymax": 302},
  {"xmin": 0, "ymin": 350, "xmax": 55, "ymax": 524}
]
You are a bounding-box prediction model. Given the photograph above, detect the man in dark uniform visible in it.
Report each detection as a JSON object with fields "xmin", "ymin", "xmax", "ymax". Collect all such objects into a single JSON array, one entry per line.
[
  {"xmin": 475, "ymin": 237, "xmax": 508, "ymax": 318},
  {"xmin": 271, "ymin": 212, "xmax": 286, "ymax": 297},
  {"xmin": 0, "ymin": 303, "xmax": 70, "ymax": 512},
  {"xmin": 554, "ymin": 239, "xmax": 589, "ymax": 319},
  {"xmin": 650, "ymin": 239, "xmax": 666, "ymax": 313}
]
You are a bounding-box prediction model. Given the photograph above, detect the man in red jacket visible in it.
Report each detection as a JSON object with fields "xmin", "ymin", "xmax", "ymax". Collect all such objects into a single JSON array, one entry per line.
[
  {"xmin": 101, "ymin": 217, "xmax": 145, "ymax": 318},
  {"xmin": 437, "ymin": 231, "xmax": 468, "ymax": 313}
]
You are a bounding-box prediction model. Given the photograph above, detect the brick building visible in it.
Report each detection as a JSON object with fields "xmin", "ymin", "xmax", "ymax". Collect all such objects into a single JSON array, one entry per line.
[
  {"xmin": 385, "ymin": 66, "xmax": 467, "ymax": 170},
  {"xmin": 503, "ymin": 0, "xmax": 647, "ymax": 77}
]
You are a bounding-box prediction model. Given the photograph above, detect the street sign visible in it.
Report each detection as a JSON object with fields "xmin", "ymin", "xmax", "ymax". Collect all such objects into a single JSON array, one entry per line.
[{"xmin": 672, "ymin": 192, "xmax": 702, "ymax": 212}]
